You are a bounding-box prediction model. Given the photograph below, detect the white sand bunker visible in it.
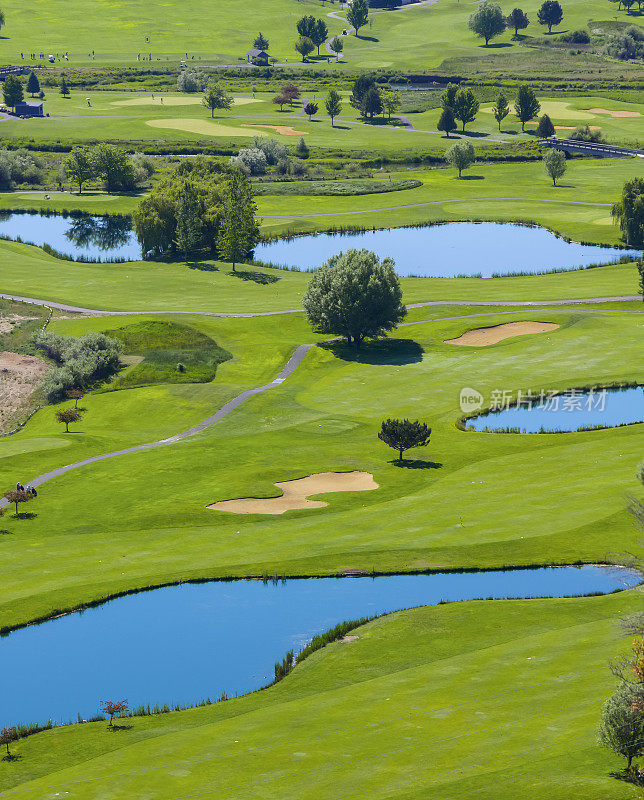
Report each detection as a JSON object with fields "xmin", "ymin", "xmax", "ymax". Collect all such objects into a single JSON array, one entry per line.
[
  {"xmin": 445, "ymin": 321, "xmax": 559, "ymax": 347},
  {"xmin": 209, "ymin": 471, "xmax": 379, "ymax": 515},
  {"xmin": 584, "ymin": 107, "xmax": 642, "ymax": 118}
]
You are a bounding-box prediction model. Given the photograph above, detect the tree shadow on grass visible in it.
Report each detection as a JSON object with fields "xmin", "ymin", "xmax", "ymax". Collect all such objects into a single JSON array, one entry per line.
[
  {"xmin": 331, "ymin": 124, "xmax": 351, "ymax": 130},
  {"xmin": 228, "ymin": 270, "xmax": 280, "ymax": 284},
  {"xmin": 2, "ymin": 753, "xmax": 21, "ymax": 762},
  {"xmin": 187, "ymin": 262, "xmax": 220, "ymax": 273},
  {"xmin": 319, "ymin": 338, "xmax": 423, "ymax": 365},
  {"xmin": 389, "ymin": 459, "xmax": 443, "ymax": 470},
  {"xmin": 356, "ymin": 34, "xmax": 379, "ymax": 42},
  {"xmin": 480, "ymin": 41, "xmax": 513, "ymax": 48},
  {"xmin": 460, "ymin": 175, "xmax": 485, "ymax": 180},
  {"xmin": 0, "ymin": 529, "xmax": 14, "ymax": 535},
  {"xmin": 460, "ymin": 130, "xmax": 490, "ymax": 138},
  {"xmin": 108, "ymin": 723, "xmax": 133, "ymax": 732},
  {"xmin": 13, "ymin": 512, "xmax": 37, "ymax": 520}
]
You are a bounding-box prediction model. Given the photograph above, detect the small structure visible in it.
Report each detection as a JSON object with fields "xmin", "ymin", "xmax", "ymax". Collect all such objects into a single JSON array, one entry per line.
[
  {"xmin": 246, "ymin": 48, "xmax": 269, "ymax": 65},
  {"xmin": 14, "ymin": 101, "xmax": 43, "ymax": 117}
]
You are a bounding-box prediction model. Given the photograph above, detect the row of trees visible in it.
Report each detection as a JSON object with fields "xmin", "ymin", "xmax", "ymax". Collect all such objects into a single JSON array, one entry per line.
[
  {"xmin": 65, "ymin": 144, "xmax": 155, "ymax": 193},
  {"xmin": 3, "ymin": 72, "xmax": 72, "ymax": 110},
  {"xmin": 350, "ymin": 76, "xmax": 401, "ymax": 121},
  {"xmin": 133, "ymin": 158, "xmax": 258, "ymax": 266},
  {"xmin": 468, "ymin": 0, "xmax": 564, "ymax": 45},
  {"xmin": 437, "ymin": 83, "xmax": 541, "ymax": 136}
]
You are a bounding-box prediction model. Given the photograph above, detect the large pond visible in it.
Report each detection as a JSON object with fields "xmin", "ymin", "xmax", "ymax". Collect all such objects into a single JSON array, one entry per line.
[
  {"xmin": 254, "ymin": 223, "xmax": 639, "ymax": 277},
  {"xmin": 0, "ymin": 211, "xmax": 143, "ymax": 261},
  {"xmin": 0, "ymin": 565, "xmax": 639, "ymax": 728},
  {"xmin": 467, "ymin": 386, "xmax": 644, "ymax": 433}
]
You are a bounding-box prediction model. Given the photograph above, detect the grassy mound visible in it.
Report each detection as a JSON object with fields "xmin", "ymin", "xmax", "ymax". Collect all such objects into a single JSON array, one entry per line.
[
  {"xmin": 104, "ymin": 320, "xmax": 232, "ymax": 390},
  {"xmin": 254, "ymin": 179, "xmax": 423, "ymax": 197}
]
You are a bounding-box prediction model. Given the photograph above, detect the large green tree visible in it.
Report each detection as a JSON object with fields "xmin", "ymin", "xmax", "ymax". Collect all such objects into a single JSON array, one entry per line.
[
  {"xmin": 347, "ymin": 0, "xmax": 369, "ymax": 35},
  {"xmin": 378, "ymin": 419, "xmax": 431, "ymax": 463},
  {"xmin": 310, "ymin": 18, "xmax": 329, "ymax": 55},
  {"xmin": 302, "ymin": 249, "xmax": 406, "ymax": 348},
  {"xmin": 65, "ymin": 146, "xmax": 95, "ymax": 193},
  {"xmin": 543, "ymin": 148, "xmax": 566, "ymax": 185},
  {"xmin": 91, "ymin": 144, "xmax": 135, "ymax": 192},
  {"xmin": 295, "ymin": 35, "xmax": 315, "ymax": 60},
  {"xmin": 3, "ymin": 74, "xmax": 23, "ymax": 111},
  {"xmin": 217, "ymin": 170, "xmax": 260, "ymax": 272},
  {"xmin": 453, "ymin": 88, "xmax": 479, "ymax": 131},
  {"xmin": 437, "ymin": 106, "xmax": 457, "ymax": 137},
  {"xmin": 296, "ymin": 14, "xmax": 317, "ymax": 39},
  {"xmin": 514, "ymin": 84, "xmax": 540, "ymax": 131},
  {"xmin": 350, "ymin": 75, "xmax": 376, "ymax": 110},
  {"xmin": 599, "ymin": 683, "xmax": 644, "ymax": 768},
  {"xmin": 202, "ymin": 81, "xmax": 232, "ymax": 117},
  {"xmin": 506, "ymin": 7, "xmax": 529, "ymax": 36},
  {"xmin": 537, "ymin": 0, "xmax": 563, "ymax": 32},
  {"xmin": 468, "ymin": 1, "xmax": 506, "ymax": 45},
  {"xmin": 612, "ymin": 177, "xmax": 644, "ymax": 246},
  {"xmin": 361, "ymin": 86, "xmax": 383, "ymax": 119}
]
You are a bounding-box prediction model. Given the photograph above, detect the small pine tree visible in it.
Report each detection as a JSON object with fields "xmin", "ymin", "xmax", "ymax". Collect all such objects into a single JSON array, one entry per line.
[
  {"xmin": 59, "ymin": 76, "xmax": 70, "ymax": 97},
  {"xmin": 295, "ymin": 136, "xmax": 310, "ymax": 159},
  {"xmin": 253, "ymin": 32, "xmax": 269, "ymax": 50},
  {"xmin": 536, "ymin": 113, "xmax": 556, "ymax": 138},
  {"xmin": 492, "ymin": 92, "xmax": 510, "ymax": 131},
  {"xmin": 26, "ymin": 71, "xmax": 40, "ymax": 97}
]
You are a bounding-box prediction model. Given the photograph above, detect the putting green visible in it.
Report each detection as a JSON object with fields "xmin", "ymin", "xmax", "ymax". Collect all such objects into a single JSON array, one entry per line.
[
  {"xmin": 145, "ymin": 118, "xmax": 267, "ymax": 137},
  {"xmin": 481, "ymin": 101, "xmax": 595, "ymax": 121},
  {"xmin": 111, "ymin": 95, "xmax": 260, "ymax": 107}
]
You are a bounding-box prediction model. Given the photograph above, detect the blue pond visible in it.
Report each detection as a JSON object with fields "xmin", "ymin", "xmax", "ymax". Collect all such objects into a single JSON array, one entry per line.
[
  {"xmin": 467, "ymin": 386, "xmax": 644, "ymax": 433},
  {"xmin": 254, "ymin": 223, "xmax": 638, "ymax": 277},
  {"xmin": 0, "ymin": 566, "xmax": 639, "ymax": 728},
  {"xmin": 0, "ymin": 211, "xmax": 143, "ymax": 261}
]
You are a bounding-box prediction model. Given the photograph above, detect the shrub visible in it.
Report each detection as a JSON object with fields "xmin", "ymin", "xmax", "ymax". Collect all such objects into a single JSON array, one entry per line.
[
  {"xmin": 0, "ymin": 148, "xmax": 44, "ymax": 188},
  {"xmin": 253, "ymin": 136, "xmax": 290, "ymax": 165},
  {"xmin": 176, "ymin": 69, "xmax": 208, "ymax": 93},
  {"xmin": 604, "ymin": 29, "xmax": 644, "ymax": 59},
  {"xmin": 229, "ymin": 147, "xmax": 268, "ymax": 175},
  {"xmin": 560, "ymin": 28, "xmax": 590, "ymax": 43},
  {"xmin": 569, "ymin": 123, "xmax": 603, "ymax": 142}
]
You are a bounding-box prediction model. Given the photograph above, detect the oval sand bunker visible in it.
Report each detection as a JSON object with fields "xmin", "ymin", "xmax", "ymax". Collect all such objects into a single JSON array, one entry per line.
[
  {"xmin": 209, "ymin": 471, "xmax": 378, "ymax": 515},
  {"xmin": 445, "ymin": 321, "xmax": 559, "ymax": 347}
]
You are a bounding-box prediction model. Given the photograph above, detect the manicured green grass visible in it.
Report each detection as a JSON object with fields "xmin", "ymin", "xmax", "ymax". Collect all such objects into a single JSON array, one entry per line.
[
  {"xmin": 0, "ymin": 306, "xmax": 641, "ymax": 635},
  {"xmin": 0, "ymin": 590, "xmax": 641, "ymax": 799}
]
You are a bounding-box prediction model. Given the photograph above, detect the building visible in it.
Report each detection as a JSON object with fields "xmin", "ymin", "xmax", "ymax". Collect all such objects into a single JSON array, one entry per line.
[
  {"xmin": 246, "ymin": 48, "xmax": 269, "ymax": 65},
  {"xmin": 14, "ymin": 101, "xmax": 44, "ymax": 117}
]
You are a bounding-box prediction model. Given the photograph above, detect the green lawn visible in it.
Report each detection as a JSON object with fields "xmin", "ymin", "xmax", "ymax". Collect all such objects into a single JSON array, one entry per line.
[{"xmin": 0, "ymin": 590, "xmax": 641, "ymax": 799}]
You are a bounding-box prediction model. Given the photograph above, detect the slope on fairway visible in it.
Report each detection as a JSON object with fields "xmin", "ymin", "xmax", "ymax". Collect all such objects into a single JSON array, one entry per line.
[{"xmin": 0, "ymin": 591, "xmax": 640, "ymax": 799}]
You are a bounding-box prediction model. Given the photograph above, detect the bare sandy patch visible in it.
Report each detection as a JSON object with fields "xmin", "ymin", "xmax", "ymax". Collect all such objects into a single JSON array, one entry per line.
[
  {"xmin": 584, "ymin": 107, "xmax": 642, "ymax": 118},
  {"xmin": 146, "ymin": 118, "xmax": 266, "ymax": 137},
  {"xmin": 209, "ymin": 471, "xmax": 378, "ymax": 515},
  {"xmin": 0, "ymin": 315, "xmax": 37, "ymax": 334},
  {"xmin": 242, "ymin": 123, "xmax": 308, "ymax": 136},
  {"xmin": 0, "ymin": 351, "xmax": 50, "ymax": 433},
  {"xmin": 445, "ymin": 321, "xmax": 559, "ymax": 347}
]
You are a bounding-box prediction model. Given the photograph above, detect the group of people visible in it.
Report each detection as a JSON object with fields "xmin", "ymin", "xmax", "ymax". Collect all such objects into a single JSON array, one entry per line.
[{"xmin": 15, "ymin": 482, "xmax": 37, "ymax": 497}]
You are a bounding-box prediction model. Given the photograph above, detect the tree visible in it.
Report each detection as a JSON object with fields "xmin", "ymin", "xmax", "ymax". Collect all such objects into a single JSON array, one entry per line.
[
  {"xmin": 0, "ymin": 10, "xmax": 5, "ymax": 31},
  {"xmin": 514, "ymin": 83, "xmax": 540, "ymax": 131},
  {"xmin": 599, "ymin": 683, "xmax": 644, "ymax": 768},
  {"xmin": 492, "ymin": 92, "xmax": 509, "ymax": 131},
  {"xmin": 351, "ymin": 75, "xmax": 376, "ymax": 110},
  {"xmin": 378, "ymin": 418, "xmax": 431, "ymax": 462},
  {"xmin": 536, "ymin": 113, "xmax": 556, "ymax": 138},
  {"xmin": 26, "ymin": 71, "xmax": 40, "ymax": 97},
  {"xmin": 3, "ymin": 75, "xmax": 23, "ymax": 111},
  {"xmin": 382, "ymin": 89, "xmax": 401, "ymax": 120},
  {"xmin": 347, "ymin": 0, "xmax": 369, "ymax": 35},
  {"xmin": 437, "ymin": 106, "xmax": 457, "ymax": 137},
  {"xmin": 59, "ymin": 76, "xmax": 70, "ymax": 97},
  {"xmin": 543, "ymin": 148, "xmax": 566, "ymax": 186},
  {"xmin": 329, "ymin": 35, "xmax": 344, "ymax": 59},
  {"xmin": 56, "ymin": 408, "xmax": 82, "ymax": 432},
  {"xmin": 281, "ymin": 83, "xmax": 301, "ymax": 107},
  {"xmin": 100, "ymin": 699, "xmax": 129, "ymax": 728},
  {"xmin": 175, "ymin": 181, "xmax": 203, "ymax": 258},
  {"xmin": 537, "ymin": 0, "xmax": 563, "ymax": 32},
  {"xmin": 361, "ymin": 86, "xmax": 383, "ymax": 120},
  {"xmin": 302, "ymin": 249, "xmax": 406, "ymax": 348},
  {"xmin": 295, "ymin": 35, "xmax": 315, "ymax": 60},
  {"xmin": 295, "ymin": 136, "xmax": 309, "ymax": 159},
  {"xmin": 0, "ymin": 727, "xmax": 17, "ymax": 758},
  {"xmin": 506, "ymin": 7, "xmax": 529, "ymax": 36},
  {"xmin": 612, "ymin": 177, "xmax": 644, "ymax": 246},
  {"xmin": 217, "ymin": 171, "xmax": 260, "ymax": 272},
  {"xmin": 325, "ymin": 89, "xmax": 342, "ymax": 125},
  {"xmin": 91, "ymin": 144, "xmax": 135, "ymax": 192},
  {"xmin": 202, "ymin": 81, "xmax": 232, "ymax": 118},
  {"xmin": 273, "ymin": 94, "xmax": 289, "ymax": 111},
  {"xmin": 638, "ymin": 258, "xmax": 644, "ymax": 301},
  {"xmin": 446, "ymin": 141, "xmax": 476, "ymax": 177},
  {"xmin": 311, "ymin": 18, "xmax": 329, "ymax": 55},
  {"xmin": 254, "ymin": 32, "xmax": 269, "ymax": 50},
  {"xmin": 3, "ymin": 489, "xmax": 32, "ymax": 516},
  {"xmin": 441, "ymin": 83, "xmax": 458, "ymax": 110},
  {"xmin": 304, "ymin": 100, "xmax": 318, "ymax": 121},
  {"xmin": 66, "ymin": 388, "xmax": 85, "ymax": 408},
  {"xmin": 65, "ymin": 147, "xmax": 95, "ymax": 194},
  {"xmin": 453, "ymin": 88, "xmax": 479, "ymax": 131},
  {"xmin": 468, "ymin": 1, "xmax": 506, "ymax": 45},
  {"xmin": 296, "ymin": 14, "xmax": 317, "ymax": 39}
]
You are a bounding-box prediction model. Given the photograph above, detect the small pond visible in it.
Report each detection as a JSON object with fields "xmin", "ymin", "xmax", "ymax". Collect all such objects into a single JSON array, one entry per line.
[
  {"xmin": 254, "ymin": 223, "xmax": 639, "ymax": 277},
  {"xmin": 467, "ymin": 386, "xmax": 644, "ymax": 433},
  {"xmin": 0, "ymin": 565, "xmax": 639, "ymax": 728},
  {"xmin": 0, "ymin": 211, "xmax": 143, "ymax": 261}
]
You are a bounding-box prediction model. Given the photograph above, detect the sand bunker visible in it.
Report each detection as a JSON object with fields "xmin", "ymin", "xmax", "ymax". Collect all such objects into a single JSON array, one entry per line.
[
  {"xmin": 146, "ymin": 118, "xmax": 266, "ymax": 137},
  {"xmin": 584, "ymin": 107, "xmax": 642, "ymax": 118},
  {"xmin": 445, "ymin": 321, "xmax": 559, "ymax": 347},
  {"xmin": 209, "ymin": 471, "xmax": 378, "ymax": 515},
  {"xmin": 242, "ymin": 123, "xmax": 307, "ymax": 136},
  {"xmin": 112, "ymin": 96, "xmax": 259, "ymax": 107}
]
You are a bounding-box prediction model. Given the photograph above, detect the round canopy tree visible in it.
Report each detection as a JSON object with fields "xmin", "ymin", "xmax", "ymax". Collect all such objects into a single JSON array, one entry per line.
[
  {"xmin": 302, "ymin": 249, "xmax": 406, "ymax": 348},
  {"xmin": 468, "ymin": 1, "xmax": 506, "ymax": 45},
  {"xmin": 537, "ymin": 0, "xmax": 563, "ymax": 32},
  {"xmin": 612, "ymin": 177, "xmax": 644, "ymax": 246},
  {"xmin": 378, "ymin": 419, "xmax": 432, "ymax": 463}
]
